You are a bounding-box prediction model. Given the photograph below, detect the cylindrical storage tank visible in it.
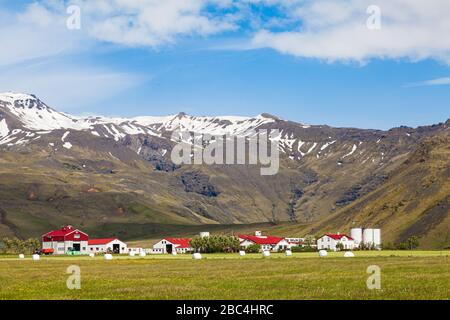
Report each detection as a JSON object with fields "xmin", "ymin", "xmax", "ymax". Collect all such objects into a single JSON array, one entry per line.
[
  {"xmin": 363, "ymin": 228, "xmax": 374, "ymax": 245},
  {"xmin": 350, "ymin": 228, "xmax": 363, "ymax": 246},
  {"xmin": 262, "ymin": 251, "xmax": 270, "ymax": 257},
  {"xmin": 200, "ymin": 232, "xmax": 210, "ymax": 238},
  {"xmin": 373, "ymin": 229, "xmax": 381, "ymax": 246}
]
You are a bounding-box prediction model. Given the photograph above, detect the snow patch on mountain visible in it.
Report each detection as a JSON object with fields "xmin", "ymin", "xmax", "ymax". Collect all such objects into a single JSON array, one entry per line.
[
  {"xmin": 343, "ymin": 144, "xmax": 358, "ymax": 158},
  {"xmin": 0, "ymin": 119, "xmax": 9, "ymax": 138},
  {"xmin": 62, "ymin": 131, "xmax": 70, "ymax": 142}
]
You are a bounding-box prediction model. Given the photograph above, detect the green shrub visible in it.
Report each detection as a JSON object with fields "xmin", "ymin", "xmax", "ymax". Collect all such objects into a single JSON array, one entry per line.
[
  {"xmin": 245, "ymin": 244, "xmax": 261, "ymax": 253},
  {"xmin": 190, "ymin": 235, "xmax": 240, "ymax": 253},
  {"xmin": 1, "ymin": 237, "xmax": 40, "ymax": 254}
]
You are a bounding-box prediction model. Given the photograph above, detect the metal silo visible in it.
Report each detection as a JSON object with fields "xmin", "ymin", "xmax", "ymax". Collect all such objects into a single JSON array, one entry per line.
[
  {"xmin": 363, "ymin": 228, "xmax": 374, "ymax": 245},
  {"xmin": 373, "ymin": 229, "xmax": 381, "ymax": 247},
  {"xmin": 350, "ymin": 228, "xmax": 363, "ymax": 246}
]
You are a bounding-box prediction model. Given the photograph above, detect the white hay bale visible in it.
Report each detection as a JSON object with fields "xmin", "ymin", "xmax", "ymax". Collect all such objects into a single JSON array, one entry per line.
[
  {"xmin": 344, "ymin": 251, "xmax": 355, "ymax": 258},
  {"xmin": 104, "ymin": 254, "xmax": 113, "ymax": 260},
  {"xmin": 239, "ymin": 251, "xmax": 246, "ymax": 256},
  {"xmin": 262, "ymin": 250, "xmax": 270, "ymax": 257},
  {"xmin": 19, "ymin": 254, "xmax": 25, "ymax": 259},
  {"xmin": 89, "ymin": 253, "xmax": 95, "ymax": 258},
  {"xmin": 139, "ymin": 251, "xmax": 146, "ymax": 257},
  {"xmin": 32, "ymin": 254, "xmax": 40, "ymax": 261},
  {"xmin": 192, "ymin": 253, "xmax": 202, "ymax": 260},
  {"xmin": 129, "ymin": 252, "xmax": 136, "ymax": 257},
  {"xmin": 319, "ymin": 250, "xmax": 328, "ymax": 257},
  {"xmin": 171, "ymin": 251, "xmax": 177, "ymax": 256},
  {"xmin": 285, "ymin": 250, "xmax": 292, "ymax": 256}
]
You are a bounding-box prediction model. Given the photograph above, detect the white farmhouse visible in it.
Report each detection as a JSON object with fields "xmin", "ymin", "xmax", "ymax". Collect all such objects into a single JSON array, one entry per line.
[
  {"xmin": 88, "ymin": 238, "xmax": 128, "ymax": 254},
  {"xmin": 317, "ymin": 234, "xmax": 355, "ymax": 251},
  {"xmin": 238, "ymin": 234, "xmax": 290, "ymax": 252}
]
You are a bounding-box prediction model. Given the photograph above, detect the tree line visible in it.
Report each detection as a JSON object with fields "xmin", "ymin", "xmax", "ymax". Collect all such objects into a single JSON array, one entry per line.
[
  {"xmin": 0, "ymin": 238, "xmax": 41, "ymax": 254},
  {"xmin": 190, "ymin": 235, "xmax": 241, "ymax": 253}
]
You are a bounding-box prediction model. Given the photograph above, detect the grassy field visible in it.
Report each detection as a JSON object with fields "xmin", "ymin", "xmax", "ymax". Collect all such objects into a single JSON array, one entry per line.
[{"xmin": 0, "ymin": 251, "xmax": 449, "ymax": 300}]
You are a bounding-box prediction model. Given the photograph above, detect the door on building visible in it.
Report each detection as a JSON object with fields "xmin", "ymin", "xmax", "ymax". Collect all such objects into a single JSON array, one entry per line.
[
  {"xmin": 73, "ymin": 243, "xmax": 81, "ymax": 252},
  {"xmin": 113, "ymin": 244, "xmax": 120, "ymax": 254},
  {"xmin": 166, "ymin": 244, "xmax": 173, "ymax": 254}
]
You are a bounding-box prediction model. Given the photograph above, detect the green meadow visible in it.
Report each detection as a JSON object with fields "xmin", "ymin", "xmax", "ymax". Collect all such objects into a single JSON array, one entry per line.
[{"xmin": 0, "ymin": 251, "xmax": 449, "ymax": 300}]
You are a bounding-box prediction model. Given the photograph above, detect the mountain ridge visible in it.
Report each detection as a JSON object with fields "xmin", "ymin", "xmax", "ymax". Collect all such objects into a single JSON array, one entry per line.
[{"xmin": 0, "ymin": 92, "xmax": 448, "ymax": 248}]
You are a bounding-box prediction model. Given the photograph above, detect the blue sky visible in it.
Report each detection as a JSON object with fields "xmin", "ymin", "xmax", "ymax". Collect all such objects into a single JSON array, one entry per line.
[{"xmin": 0, "ymin": 0, "xmax": 449, "ymax": 129}]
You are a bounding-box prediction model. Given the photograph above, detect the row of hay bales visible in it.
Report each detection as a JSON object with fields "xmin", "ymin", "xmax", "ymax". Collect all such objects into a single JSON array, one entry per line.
[{"xmin": 19, "ymin": 249, "xmax": 355, "ymax": 261}]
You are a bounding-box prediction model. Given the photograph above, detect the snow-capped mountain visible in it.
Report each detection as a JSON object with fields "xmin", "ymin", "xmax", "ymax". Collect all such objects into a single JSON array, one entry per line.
[
  {"xmin": 0, "ymin": 92, "xmax": 448, "ymax": 248},
  {"xmin": 1, "ymin": 92, "xmax": 447, "ymax": 164},
  {"xmin": 0, "ymin": 92, "xmax": 278, "ymax": 145}
]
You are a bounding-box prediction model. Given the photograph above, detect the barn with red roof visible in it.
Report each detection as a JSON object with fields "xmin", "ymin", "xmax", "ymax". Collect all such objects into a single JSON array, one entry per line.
[
  {"xmin": 41, "ymin": 225, "xmax": 89, "ymax": 255},
  {"xmin": 42, "ymin": 225, "xmax": 128, "ymax": 255},
  {"xmin": 152, "ymin": 238, "xmax": 193, "ymax": 254},
  {"xmin": 88, "ymin": 238, "xmax": 128, "ymax": 254},
  {"xmin": 238, "ymin": 233, "xmax": 290, "ymax": 252}
]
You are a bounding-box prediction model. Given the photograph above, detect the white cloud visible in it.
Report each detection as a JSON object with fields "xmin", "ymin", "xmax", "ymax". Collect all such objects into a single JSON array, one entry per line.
[
  {"xmin": 250, "ymin": 0, "xmax": 450, "ymax": 64},
  {"xmin": 0, "ymin": 0, "xmax": 240, "ymax": 66},
  {"xmin": 74, "ymin": 0, "xmax": 239, "ymax": 47},
  {"xmin": 0, "ymin": 3, "xmax": 87, "ymax": 66},
  {"xmin": 406, "ymin": 77, "xmax": 450, "ymax": 87},
  {"xmin": 2, "ymin": 0, "xmax": 450, "ymax": 67},
  {"xmin": 0, "ymin": 62, "xmax": 144, "ymax": 110}
]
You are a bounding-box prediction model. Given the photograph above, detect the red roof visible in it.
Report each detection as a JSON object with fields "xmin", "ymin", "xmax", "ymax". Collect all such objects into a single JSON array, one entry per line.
[
  {"xmin": 324, "ymin": 234, "xmax": 354, "ymax": 241},
  {"xmin": 165, "ymin": 238, "xmax": 192, "ymax": 248},
  {"xmin": 43, "ymin": 225, "xmax": 77, "ymax": 237},
  {"xmin": 88, "ymin": 238, "xmax": 117, "ymax": 245},
  {"xmin": 42, "ymin": 225, "xmax": 88, "ymax": 242},
  {"xmin": 238, "ymin": 235, "xmax": 285, "ymax": 245}
]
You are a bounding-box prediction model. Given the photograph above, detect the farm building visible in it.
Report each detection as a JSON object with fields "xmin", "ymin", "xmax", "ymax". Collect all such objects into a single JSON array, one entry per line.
[
  {"xmin": 238, "ymin": 234, "xmax": 290, "ymax": 252},
  {"xmin": 42, "ymin": 225, "xmax": 89, "ymax": 255},
  {"xmin": 88, "ymin": 238, "xmax": 128, "ymax": 254},
  {"xmin": 317, "ymin": 234, "xmax": 355, "ymax": 251},
  {"xmin": 128, "ymin": 247, "xmax": 145, "ymax": 255},
  {"xmin": 153, "ymin": 238, "xmax": 193, "ymax": 254},
  {"xmin": 350, "ymin": 228, "xmax": 381, "ymax": 248},
  {"xmin": 42, "ymin": 225, "xmax": 128, "ymax": 255}
]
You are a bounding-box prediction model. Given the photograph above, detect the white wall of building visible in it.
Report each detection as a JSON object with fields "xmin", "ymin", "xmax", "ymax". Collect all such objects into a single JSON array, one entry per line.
[
  {"xmin": 153, "ymin": 239, "xmax": 193, "ymax": 254},
  {"xmin": 88, "ymin": 239, "xmax": 128, "ymax": 254},
  {"xmin": 239, "ymin": 239, "xmax": 291, "ymax": 252},
  {"xmin": 42, "ymin": 240, "xmax": 88, "ymax": 254},
  {"xmin": 317, "ymin": 236, "xmax": 355, "ymax": 251}
]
